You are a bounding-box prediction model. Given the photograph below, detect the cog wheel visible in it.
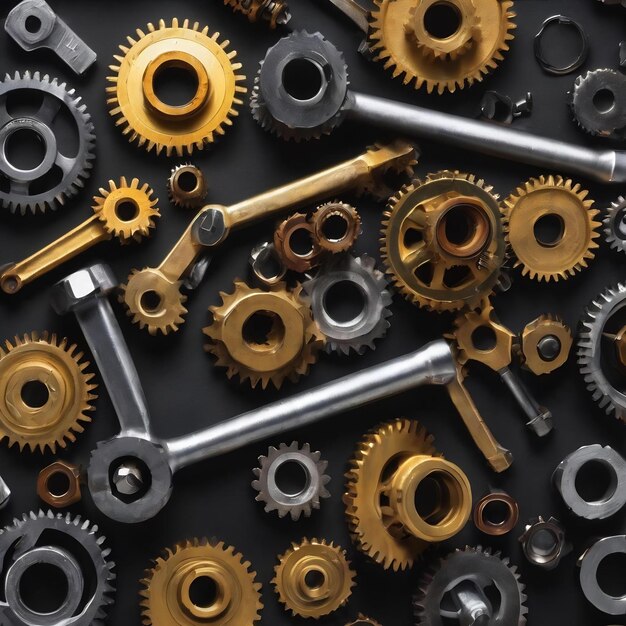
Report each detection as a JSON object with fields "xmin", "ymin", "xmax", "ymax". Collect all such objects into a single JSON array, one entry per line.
[
  {"xmin": 107, "ymin": 18, "xmax": 247, "ymax": 156},
  {"xmin": 224, "ymin": 0, "xmax": 291, "ymax": 28},
  {"xmin": 380, "ymin": 171, "xmax": 506, "ymax": 312},
  {"xmin": 0, "ymin": 71, "xmax": 95, "ymax": 214},
  {"xmin": 368, "ymin": 0, "xmax": 516, "ymax": 94},
  {"xmin": 311, "ymin": 201, "xmax": 361, "ymax": 254},
  {"xmin": 273, "ymin": 538, "xmax": 356, "ymax": 618},
  {"xmin": 274, "ymin": 212, "xmax": 323, "ymax": 273},
  {"xmin": 140, "ymin": 538, "xmax": 262, "ymax": 626},
  {"xmin": 346, "ymin": 615, "xmax": 383, "ymax": 626},
  {"xmin": 502, "ymin": 175, "xmax": 600, "ymax": 282},
  {"xmin": 520, "ymin": 314, "xmax": 572, "ymax": 375},
  {"xmin": 167, "ymin": 163, "xmax": 208, "ymax": 209},
  {"xmin": 203, "ymin": 280, "xmax": 324, "ymax": 389},
  {"xmin": 0, "ymin": 332, "xmax": 96, "ymax": 453},
  {"xmin": 414, "ymin": 546, "xmax": 527, "ymax": 625},
  {"xmin": 603, "ymin": 196, "xmax": 626, "ymax": 254}
]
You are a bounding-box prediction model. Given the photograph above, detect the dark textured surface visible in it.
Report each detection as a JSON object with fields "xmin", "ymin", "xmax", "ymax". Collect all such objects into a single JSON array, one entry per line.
[{"xmin": 0, "ymin": 0, "xmax": 625, "ymax": 624}]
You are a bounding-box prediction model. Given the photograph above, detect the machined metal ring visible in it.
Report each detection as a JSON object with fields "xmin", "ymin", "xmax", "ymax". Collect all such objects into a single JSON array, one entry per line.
[
  {"xmin": 534, "ymin": 15, "xmax": 589, "ymax": 76},
  {"xmin": 473, "ymin": 491, "xmax": 519, "ymax": 536},
  {"xmin": 519, "ymin": 516, "xmax": 571, "ymax": 570}
]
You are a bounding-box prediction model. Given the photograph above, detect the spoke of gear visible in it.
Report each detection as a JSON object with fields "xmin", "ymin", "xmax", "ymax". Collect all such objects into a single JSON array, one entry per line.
[
  {"xmin": 107, "ymin": 18, "xmax": 247, "ymax": 156},
  {"xmin": 603, "ymin": 196, "xmax": 626, "ymax": 254}
]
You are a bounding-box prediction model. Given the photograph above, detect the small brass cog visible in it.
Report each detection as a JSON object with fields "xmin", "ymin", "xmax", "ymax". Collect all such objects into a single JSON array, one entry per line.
[
  {"xmin": 167, "ymin": 163, "xmax": 208, "ymax": 209},
  {"xmin": 140, "ymin": 538, "xmax": 263, "ymax": 626},
  {"xmin": 311, "ymin": 201, "xmax": 362, "ymax": 254},
  {"xmin": 0, "ymin": 332, "xmax": 96, "ymax": 453},
  {"xmin": 346, "ymin": 614, "xmax": 383, "ymax": 626},
  {"xmin": 520, "ymin": 314, "xmax": 572, "ymax": 375},
  {"xmin": 273, "ymin": 538, "xmax": 356, "ymax": 618},
  {"xmin": 274, "ymin": 213, "xmax": 323, "ymax": 273},
  {"xmin": 502, "ymin": 175, "xmax": 601, "ymax": 282},
  {"xmin": 203, "ymin": 281, "xmax": 324, "ymax": 389},
  {"xmin": 107, "ymin": 18, "xmax": 247, "ymax": 156}
]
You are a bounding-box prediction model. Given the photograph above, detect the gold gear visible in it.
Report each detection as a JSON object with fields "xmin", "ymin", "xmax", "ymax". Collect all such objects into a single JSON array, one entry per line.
[
  {"xmin": 107, "ymin": 18, "xmax": 247, "ymax": 156},
  {"xmin": 380, "ymin": 171, "xmax": 506, "ymax": 312},
  {"xmin": 311, "ymin": 201, "xmax": 361, "ymax": 254},
  {"xmin": 167, "ymin": 163, "xmax": 208, "ymax": 209},
  {"xmin": 520, "ymin": 314, "xmax": 572, "ymax": 375},
  {"xmin": 0, "ymin": 332, "xmax": 96, "ymax": 453},
  {"xmin": 502, "ymin": 175, "xmax": 601, "ymax": 282},
  {"xmin": 273, "ymin": 538, "xmax": 356, "ymax": 618},
  {"xmin": 344, "ymin": 418, "xmax": 472, "ymax": 571},
  {"xmin": 346, "ymin": 615, "xmax": 383, "ymax": 626},
  {"xmin": 368, "ymin": 0, "xmax": 516, "ymax": 94},
  {"xmin": 274, "ymin": 213, "xmax": 323, "ymax": 273},
  {"xmin": 203, "ymin": 281, "xmax": 324, "ymax": 389},
  {"xmin": 140, "ymin": 538, "xmax": 262, "ymax": 626}
]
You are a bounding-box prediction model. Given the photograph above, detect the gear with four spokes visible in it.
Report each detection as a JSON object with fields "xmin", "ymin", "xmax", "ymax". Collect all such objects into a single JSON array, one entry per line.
[{"xmin": 603, "ymin": 196, "xmax": 626, "ymax": 254}]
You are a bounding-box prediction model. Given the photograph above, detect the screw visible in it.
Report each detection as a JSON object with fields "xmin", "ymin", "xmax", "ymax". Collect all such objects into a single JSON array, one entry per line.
[
  {"xmin": 537, "ymin": 335, "xmax": 561, "ymax": 362},
  {"xmin": 112, "ymin": 462, "xmax": 144, "ymax": 496}
]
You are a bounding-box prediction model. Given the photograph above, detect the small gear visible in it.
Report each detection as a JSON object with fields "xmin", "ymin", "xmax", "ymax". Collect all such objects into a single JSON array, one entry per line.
[
  {"xmin": 273, "ymin": 538, "xmax": 356, "ymax": 618},
  {"xmin": 311, "ymin": 201, "xmax": 361, "ymax": 253},
  {"xmin": 346, "ymin": 615, "xmax": 383, "ymax": 626},
  {"xmin": 603, "ymin": 196, "xmax": 626, "ymax": 254},
  {"xmin": 0, "ymin": 332, "xmax": 96, "ymax": 453},
  {"xmin": 140, "ymin": 538, "xmax": 262, "ymax": 626},
  {"xmin": 274, "ymin": 213, "xmax": 323, "ymax": 272},
  {"xmin": 502, "ymin": 175, "xmax": 600, "ymax": 282},
  {"xmin": 107, "ymin": 18, "xmax": 247, "ymax": 156},
  {"xmin": 167, "ymin": 163, "xmax": 208, "ymax": 209},
  {"xmin": 224, "ymin": 0, "xmax": 291, "ymax": 27},
  {"xmin": 520, "ymin": 314, "xmax": 572, "ymax": 375}
]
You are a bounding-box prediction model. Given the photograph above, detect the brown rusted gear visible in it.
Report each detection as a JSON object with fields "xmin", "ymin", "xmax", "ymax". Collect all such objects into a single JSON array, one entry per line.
[
  {"xmin": 502, "ymin": 175, "xmax": 601, "ymax": 282},
  {"xmin": 107, "ymin": 18, "xmax": 247, "ymax": 156},
  {"xmin": 368, "ymin": 0, "xmax": 516, "ymax": 94},
  {"xmin": 37, "ymin": 460, "xmax": 82, "ymax": 508},
  {"xmin": 473, "ymin": 490, "xmax": 519, "ymax": 536},
  {"xmin": 273, "ymin": 538, "xmax": 356, "ymax": 618},
  {"xmin": 224, "ymin": 0, "xmax": 290, "ymax": 28},
  {"xmin": 140, "ymin": 538, "xmax": 263, "ymax": 626},
  {"xmin": 520, "ymin": 314, "xmax": 572, "ymax": 375},
  {"xmin": 167, "ymin": 163, "xmax": 208, "ymax": 209},
  {"xmin": 380, "ymin": 170, "xmax": 506, "ymax": 312},
  {"xmin": 274, "ymin": 213, "xmax": 324, "ymax": 272},
  {"xmin": 0, "ymin": 332, "xmax": 96, "ymax": 453},
  {"xmin": 203, "ymin": 280, "xmax": 324, "ymax": 389},
  {"xmin": 344, "ymin": 418, "xmax": 472, "ymax": 571},
  {"xmin": 311, "ymin": 201, "xmax": 362, "ymax": 254},
  {"xmin": 346, "ymin": 615, "xmax": 383, "ymax": 626}
]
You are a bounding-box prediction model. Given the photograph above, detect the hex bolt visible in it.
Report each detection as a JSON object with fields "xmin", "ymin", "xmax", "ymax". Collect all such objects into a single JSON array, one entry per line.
[
  {"xmin": 112, "ymin": 462, "xmax": 145, "ymax": 497},
  {"xmin": 537, "ymin": 335, "xmax": 562, "ymax": 362}
]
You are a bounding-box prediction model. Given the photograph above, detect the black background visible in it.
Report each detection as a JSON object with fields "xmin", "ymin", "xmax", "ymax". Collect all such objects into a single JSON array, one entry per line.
[{"xmin": 1, "ymin": 0, "xmax": 626, "ymax": 624}]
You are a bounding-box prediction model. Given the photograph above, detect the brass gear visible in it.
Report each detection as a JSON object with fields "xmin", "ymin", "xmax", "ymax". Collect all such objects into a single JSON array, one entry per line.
[
  {"xmin": 140, "ymin": 538, "xmax": 263, "ymax": 625},
  {"xmin": 311, "ymin": 201, "xmax": 361, "ymax": 254},
  {"xmin": 0, "ymin": 332, "xmax": 96, "ymax": 453},
  {"xmin": 520, "ymin": 314, "xmax": 572, "ymax": 375},
  {"xmin": 502, "ymin": 175, "xmax": 601, "ymax": 282},
  {"xmin": 203, "ymin": 281, "xmax": 324, "ymax": 389},
  {"xmin": 167, "ymin": 163, "xmax": 208, "ymax": 209},
  {"xmin": 107, "ymin": 18, "xmax": 247, "ymax": 156},
  {"xmin": 368, "ymin": 0, "xmax": 516, "ymax": 94},
  {"xmin": 346, "ymin": 615, "xmax": 383, "ymax": 626},
  {"xmin": 273, "ymin": 538, "xmax": 356, "ymax": 618},
  {"xmin": 344, "ymin": 418, "xmax": 472, "ymax": 571},
  {"xmin": 380, "ymin": 171, "xmax": 506, "ymax": 312},
  {"xmin": 274, "ymin": 213, "xmax": 323, "ymax": 273}
]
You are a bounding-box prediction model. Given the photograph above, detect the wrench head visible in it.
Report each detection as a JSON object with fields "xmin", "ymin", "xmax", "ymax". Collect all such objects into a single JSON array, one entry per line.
[{"xmin": 51, "ymin": 263, "xmax": 117, "ymax": 314}]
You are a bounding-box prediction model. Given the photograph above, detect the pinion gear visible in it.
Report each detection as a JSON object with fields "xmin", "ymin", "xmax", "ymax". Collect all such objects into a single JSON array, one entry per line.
[
  {"xmin": 603, "ymin": 196, "xmax": 626, "ymax": 255},
  {"xmin": 167, "ymin": 163, "xmax": 208, "ymax": 209}
]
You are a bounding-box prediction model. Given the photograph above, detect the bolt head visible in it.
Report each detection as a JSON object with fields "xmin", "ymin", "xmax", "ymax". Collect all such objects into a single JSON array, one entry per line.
[
  {"xmin": 112, "ymin": 463, "xmax": 144, "ymax": 496},
  {"xmin": 51, "ymin": 264, "xmax": 117, "ymax": 314}
]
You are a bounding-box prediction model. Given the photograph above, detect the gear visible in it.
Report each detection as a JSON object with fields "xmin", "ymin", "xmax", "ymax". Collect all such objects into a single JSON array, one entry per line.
[
  {"xmin": 140, "ymin": 538, "xmax": 262, "ymax": 626},
  {"xmin": 224, "ymin": 0, "xmax": 291, "ymax": 27},
  {"xmin": 274, "ymin": 213, "xmax": 323, "ymax": 272},
  {"xmin": 311, "ymin": 201, "xmax": 361, "ymax": 253},
  {"xmin": 167, "ymin": 163, "xmax": 208, "ymax": 209},
  {"xmin": 520, "ymin": 314, "xmax": 572, "ymax": 375},
  {"xmin": 252, "ymin": 441, "xmax": 330, "ymax": 520},
  {"xmin": 502, "ymin": 175, "xmax": 600, "ymax": 282},
  {"xmin": 107, "ymin": 18, "xmax": 246, "ymax": 156},
  {"xmin": 346, "ymin": 615, "xmax": 383, "ymax": 626},
  {"xmin": 203, "ymin": 280, "xmax": 324, "ymax": 389},
  {"xmin": 0, "ymin": 70, "xmax": 95, "ymax": 214},
  {"xmin": 603, "ymin": 196, "xmax": 626, "ymax": 255},
  {"xmin": 414, "ymin": 546, "xmax": 527, "ymax": 625},
  {"xmin": 273, "ymin": 538, "xmax": 356, "ymax": 618},
  {"xmin": 368, "ymin": 0, "xmax": 516, "ymax": 94},
  {"xmin": 344, "ymin": 419, "xmax": 472, "ymax": 571},
  {"xmin": 0, "ymin": 332, "xmax": 96, "ymax": 453},
  {"xmin": 380, "ymin": 171, "xmax": 505, "ymax": 312}
]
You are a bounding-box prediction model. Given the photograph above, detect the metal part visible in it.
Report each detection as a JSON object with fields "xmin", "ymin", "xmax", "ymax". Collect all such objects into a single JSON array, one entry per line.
[
  {"xmin": 120, "ymin": 141, "xmax": 416, "ymax": 335},
  {"xmin": 312, "ymin": 201, "xmax": 361, "ymax": 253},
  {"xmin": 598, "ymin": 0, "xmax": 626, "ymax": 6},
  {"xmin": 345, "ymin": 419, "xmax": 472, "ymax": 570},
  {"xmin": 140, "ymin": 538, "xmax": 262, "ymax": 625},
  {"xmin": 534, "ymin": 16, "xmax": 588, "ymax": 76},
  {"xmin": 604, "ymin": 196, "xmax": 626, "ymax": 254},
  {"xmin": 167, "ymin": 163, "xmax": 208, "ymax": 209},
  {"xmin": 274, "ymin": 213, "xmax": 323, "ymax": 272},
  {"xmin": 0, "ymin": 178, "xmax": 159, "ymax": 294},
  {"xmin": 0, "ymin": 476, "xmax": 10, "ymax": 509},
  {"xmin": 5, "ymin": 0, "xmax": 96, "ymax": 75},
  {"xmin": 480, "ymin": 91, "xmax": 533, "ymax": 125},
  {"xmin": 37, "ymin": 460, "xmax": 82, "ymax": 508},
  {"xmin": 112, "ymin": 462, "xmax": 144, "ymax": 497},
  {"xmin": 224, "ymin": 0, "xmax": 291, "ymax": 27},
  {"xmin": 473, "ymin": 490, "xmax": 519, "ymax": 536},
  {"xmin": 520, "ymin": 315, "xmax": 572, "ymax": 375},
  {"xmin": 325, "ymin": 0, "xmax": 370, "ymax": 32},
  {"xmin": 346, "ymin": 615, "xmax": 382, "ymax": 626},
  {"xmin": 620, "ymin": 41, "xmax": 626, "ymax": 68},
  {"xmin": 249, "ymin": 241, "xmax": 287, "ymax": 287},
  {"xmin": 252, "ymin": 442, "xmax": 330, "ymax": 520},
  {"xmin": 273, "ymin": 538, "xmax": 355, "ymax": 618},
  {"xmin": 519, "ymin": 516, "xmax": 571, "ymax": 570}
]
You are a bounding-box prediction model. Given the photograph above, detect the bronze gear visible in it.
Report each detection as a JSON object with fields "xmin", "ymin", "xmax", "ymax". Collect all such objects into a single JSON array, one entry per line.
[
  {"xmin": 368, "ymin": 0, "xmax": 516, "ymax": 94},
  {"xmin": 520, "ymin": 314, "xmax": 572, "ymax": 375},
  {"xmin": 140, "ymin": 538, "xmax": 263, "ymax": 626},
  {"xmin": 167, "ymin": 163, "xmax": 208, "ymax": 209},
  {"xmin": 346, "ymin": 615, "xmax": 383, "ymax": 626},
  {"xmin": 502, "ymin": 175, "xmax": 601, "ymax": 282},
  {"xmin": 274, "ymin": 213, "xmax": 323, "ymax": 273},
  {"xmin": 107, "ymin": 18, "xmax": 247, "ymax": 156},
  {"xmin": 380, "ymin": 171, "xmax": 506, "ymax": 312},
  {"xmin": 0, "ymin": 332, "xmax": 96, "ymax": 453},
  {"xmin": 273, "ymin": 538, "xmax": 356, "ymax": 618},
  {"xmin": 224, "ymin": 0, "xmax": 290, "ymax": 28},
  {"xmin": 203, "ymin": 280, "xmax": 324, "ymax": 389},
  {"xmin": 344, "ymin": 418, "xmax": 472, "ymax": 571},
  {"xmin": 311, "ymin": 201, "xmax": 361, "ymax": 253}
]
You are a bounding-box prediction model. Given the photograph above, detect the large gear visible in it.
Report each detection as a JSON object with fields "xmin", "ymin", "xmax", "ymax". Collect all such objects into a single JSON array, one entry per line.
[
  {"xmin": 107, "ymin": 18, "xmax": 246, "ymax": 156},
  {"xmin": 0, "ymin": 70, "xmax": 95, "ymax": 214},
  {"xmin": 368, "ymin": 0, "xmax": 516, "ymax": 94},
  {"xmin": 603, "ymin": 196, "xmax": 626, "ymax": 255},
  {"xmin": 140, "ymin": 538, "xmax": 262, "ymax": 626},
  {"xmin": 0, "ymin": 332, "xmax": 96, "ymax": 453}
]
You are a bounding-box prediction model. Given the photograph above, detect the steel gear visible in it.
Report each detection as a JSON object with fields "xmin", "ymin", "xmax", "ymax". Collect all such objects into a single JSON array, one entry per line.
[
  {"xmin": 252, "ymin": 441, "xmax": 331, "ymax": 520},
  {"xmin": 0, "ymin": 70, "xmax": 95, "ymax": 214},
  {"xmin": 502, "ymin": 175, "xmax": 600, "ymax": 282},
  {"xmin": 520, "ymin": 314, "xmax": 572, "ymax": 375},
  {"xmin": 346, "ymin": 615, "xmax": 383, "ymax": 626},
  {"xmin": 167, "ymin": 163, "xmax": 208, "ymax": 209},
  {"xmin": 273, "ymin": 538, "xmax": 356, "ymax": 618},
  {"xmin": 414, "ymin": 546, "xmax": 527, "ymax": 625},
  {"xmin": 604, "ymin": 196, "xmax": 626, "ymax": 254},
  {"xmin": 274, "ymin": 213, "xmax": 323, "ymax": 272},
  {"xmin": 0, "ymin": 332, "xmax": 96, "ymax": 453},
  {"xmin": 380, "ymin": 171, "xmax": 506, "ymax": 312},
  {"xmin": 203, "ymin": 280, "xmax": 324, "ymax": 389},
  {"xmin": 140, "ymin": 538, "xmax": 262, "ymax": 626},
  {"xmin": 344, "ymin": 418, "xmax": 472, "ymax": 571},
  {"xmin": 368, "ymin": 0, "xmax": 516, "ymax": 94},
  {"xmin": 312, "ymin": 201, "xmax": 361, "ymax": 253},
  {"xmin": 107, "ymin": 18, "xmax": 246, "ymax": 156},
  {"xmin": 223, "ymin": 0, "xmax": 291, "ymax": 27}
]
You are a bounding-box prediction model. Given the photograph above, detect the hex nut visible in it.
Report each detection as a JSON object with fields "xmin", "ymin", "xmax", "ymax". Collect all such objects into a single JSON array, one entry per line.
[
  {"xmin": 50, "ymin": 264, "xmax": 117, "ymax": 314},
  {"xmin": 519, "ymin": 516, "xmax": 571, "ymax": 570},
  {"xmin": 473, "ymin": 491, "xmax": 519, "ymax": 535},
  {"xmin": 37, "ymin": 461, "xmax": 82, "ymax": 508}
]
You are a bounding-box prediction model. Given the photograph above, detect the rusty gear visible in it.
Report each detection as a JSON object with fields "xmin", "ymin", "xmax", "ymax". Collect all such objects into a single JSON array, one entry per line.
[
  {"xmin": 520, "ymin": 315, "xmax": 572, "ymax": 375},
  {"xmin": 274, "ymin": 213, "xmax": 323, "ymax": 272},
  {"xmin": 224, "ymin": 0, "xmax": 291, "ymax": 28},
  {"xmin": 167, "ymin": 163, "xmax": 208, "ymax": 209},
  {"xmin": 312, "ymin": 201, "xmax": 361, "ymax": 253}
]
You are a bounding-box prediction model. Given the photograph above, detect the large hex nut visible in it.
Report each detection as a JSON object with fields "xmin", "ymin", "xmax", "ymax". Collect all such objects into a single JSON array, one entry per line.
[
  {"xmin": 519, "ymin": 516, "xmax": 571, "ymax": 569},
  {"xmin": 50, "ymin": 264, "xmax": 117, "ymax": 314},
  {"xmin": 37, "ymin": 461, "xmax": 82, "ymax": 508}
]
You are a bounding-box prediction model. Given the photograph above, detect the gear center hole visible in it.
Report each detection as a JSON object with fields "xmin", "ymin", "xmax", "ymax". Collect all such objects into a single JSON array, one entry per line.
[
  {"xmin": 321, "ymin": 214, "xmax": 349, "ymax": 243},
  {"xmin": 177, "ymin": 171, "xmax": 199, "ymax": 193},
  {"xmin": 153, "ymin": 63, "xmax": 199, "ymax": 107},
  {"xmin": 47, "ymin": 471, "xmax": 71, "ymax": 497},
  {"xmin": 414, "ymin": 472, "xmax": 452, "ymax": 525},
  {"xmin": 110, "ymin": 457, "xmax": 151, "ymax": 503},
  {"xmin": 575, "ymin": 459, "xmax": 618, "ymax": 503},
  {"xmin": 140, "ymin": 290, "xmax": 164, "ymax": 314},
  {"xmin": 189, "ymin": 575, "xmax": 219, "ymax": 609},
  {"xmin": 533, "ymin": 213, "xmax": 564, "ymax": 247},
  {"xmin": 19, "ymin": 562, "xmax": 69, "ymax": 614},
  {"xmin": 282, "ymin": 58, "xmax": 326, "ymax": 102},
  {"xmin": 243, "ymin": 310, "xmax": 285, "ymax": 349},
  {"xmin": 593, "ymin": 88, "xmax": 616, "ymax": 114},
  {"xmin": 115, "ymin": 199, "xmax": 139, "ymax": 222},
  {"xmin": 597, "ymin": 553, "xmax": 626, "ymax": 597},
  {"xmin": 438, "ymin": 203, "xmax": 490, "ymax": 258},
  {"xmin": 24, "ymin": 15, "xmax": 42, "ymax": 34},
  {"xmin": 482, "ymin": 500, "xmax": 511, "ymax": 526},
  {"xmin": 424, "ymin": 2, "xmax": 462, "ymax": 39},
  {"xmin": 528, "ymin": 528, "xmax": 559, "ymax": 558},
  {"xmin": 289, "ymin": 227, "xmax": 315, "ymax": 257},
  {"xmin": 323, "ymin": 280, "xmax": 367, "ymax": 325},
  {"xmin": 304, "ymin": 568, "xmax": 326, "ymax": 590},
  {"xmin": 275, "ymin": 459, "xmax": 310, "ymax": 496},
  {"xmin": 21, "ymin": 379, "xmax": 49, "ymax": 408},
  {"xmin": 471, "ymin": 325, "xmax": 497, "ymax": 352},
  {"xmin": 4, "ymin": 128, "xmax": 46, "ymax": 171}
]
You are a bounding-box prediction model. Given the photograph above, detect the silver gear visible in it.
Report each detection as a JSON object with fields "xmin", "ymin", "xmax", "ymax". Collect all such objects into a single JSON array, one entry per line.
[
  {"xmin": 0, "ymin": 71, "xmax": 95, "ymax": 214},
  {"xmin": 603, "ymin": 196, "xmax": 626, "ymax": 254},
  {"xmin": 252, "ymin": 441, "xmax": 331, "ymax": 520},
  {"xmin": 302, "ymin": 254, "xmax": 392, "ymax": 355},
  {"xmin": 414, "ymin": 546, "xmax": 527, "ymax": 626}
]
